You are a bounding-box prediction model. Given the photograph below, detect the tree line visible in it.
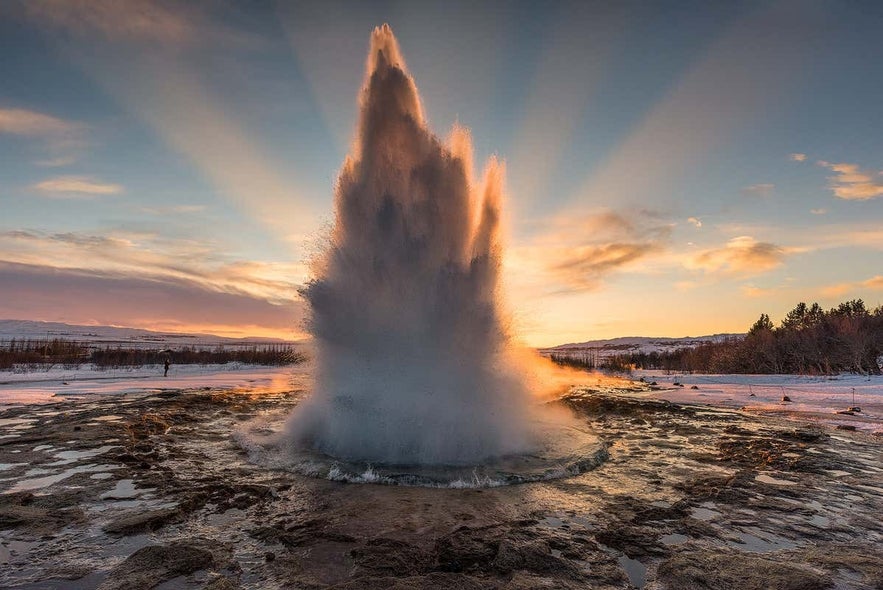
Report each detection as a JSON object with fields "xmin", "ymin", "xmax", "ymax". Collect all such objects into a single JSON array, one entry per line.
[
  {"xmin": 554, "ymin": 299, "xmax": 883, "ymax": 375},
  {"xmin": 0, "ymin": 339, "xmax": 305, "ymax": 371}
]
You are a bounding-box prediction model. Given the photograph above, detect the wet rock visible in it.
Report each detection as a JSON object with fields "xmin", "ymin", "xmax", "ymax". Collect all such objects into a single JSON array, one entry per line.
[
  {"xmin": 564, "ymin": 395, "xmax": 693, "ymax": 418},
  {"xmin": 0, "ymin": 491, "xmax": 85, "ymax": 533},
  {"xmin": 202, "ymin": 576, "xmax": 238, "ymax": 590},
  {"xmin": 835, "ymin": 424, "xmax": 856, "ymax": 431},
  {"xmin": 716, "ymin": 435, "xmax": 819, "ymax": 472},
  {"xmin": 655, "ymin": 550, "xmax": 832, "ymax": 590},
  {"xmin": 97, "ymin": 540, "xmax": 224, "ymax": 590},
  {"xmin": 250, "ymin": 518, "xmax": 357, "ymax": 548},
  {"xmin": 331, "ymin": 572, "xmax": 488, "ymax": 590},
  {"xmin": 351, "ymin": 538, "xmax": 432, "ymax": 575},
  {"xmin": 801, "ymin": 544, "xmax": 883, "ymax": 588},
  {"xmin": 435, "ymin": 526, "xmax": 500, "ymax": 572},
  {"xmin": 595, "ymin": 525, "xmax": 666, "ymax": 558},
  {"xmin": 103, "ymin": 506, "xmax": 183, "ymax": 535},
  {"xmin": 490, "ymin": 538, "xmax": 576, "ymax": 576},
  {"xmin": 783, "ymin": 427, "xmax": 828, "ymax": 443}
]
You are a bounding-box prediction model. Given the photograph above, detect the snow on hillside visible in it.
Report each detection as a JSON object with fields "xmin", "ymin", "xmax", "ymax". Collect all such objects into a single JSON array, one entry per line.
[
  {"xmin": 0, "ymin": 319, "xmax": 297, "ymax": 348},
  {"xmin": 540, "ymin": 334, "xmax": 742, "ymax": 358}
]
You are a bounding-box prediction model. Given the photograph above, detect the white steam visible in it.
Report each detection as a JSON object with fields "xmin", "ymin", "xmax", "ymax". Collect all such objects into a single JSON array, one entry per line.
[{"xmin": 286, "ymin": 24, "xmax": 533, "ymax": 465}]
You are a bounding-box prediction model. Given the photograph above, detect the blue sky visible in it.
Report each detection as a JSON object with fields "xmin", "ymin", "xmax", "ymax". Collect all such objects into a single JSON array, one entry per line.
[{"xmin": 1, "ymin": 0, "xmax": 881, "ymax": 345}]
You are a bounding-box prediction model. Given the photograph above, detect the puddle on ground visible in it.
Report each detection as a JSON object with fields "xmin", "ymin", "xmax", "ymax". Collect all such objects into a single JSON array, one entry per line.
[
  {"xmin": 729, "ymin": 527, "xmax": 796, "ymax": 553},
  {"xmin": 5, "ymin": 463, "xmax": 120, "ymax": 494},
  {"xmin": 100, "ymin": 479, "xmax": 153, "ymax": 500},
  {"xmin": 618, "ymin": 554, "xmax": 647, "ymax": 588},
  {"xmin": 49, "ymin": 445, "xmax": 117, "ymax": 466},
  {"xmin": 756, "ymin": 474, "xmax": 798, "ymax": 486},
  {"xmin": 691, "ymin": 505, "xmax": 719, "ymax": 521}
]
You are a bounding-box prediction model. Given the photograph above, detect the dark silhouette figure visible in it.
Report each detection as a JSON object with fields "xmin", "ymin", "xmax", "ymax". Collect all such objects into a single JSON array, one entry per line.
[{"xmin": 164, "ymin": 359, "xmax": 170, "ymax": 377}]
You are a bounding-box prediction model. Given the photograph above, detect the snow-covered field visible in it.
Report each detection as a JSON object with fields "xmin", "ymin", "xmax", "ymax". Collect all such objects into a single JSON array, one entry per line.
[
  {"xmin": 0, "ymin": 363, "xmax": 309, "ymax": 406},
  {"xmin": 633, "ymin": 370, "xmax": 883, "ymax": 433},
  {"xmin": 2, "ymin": 361, "xmax": 881, "ymax": 434}
]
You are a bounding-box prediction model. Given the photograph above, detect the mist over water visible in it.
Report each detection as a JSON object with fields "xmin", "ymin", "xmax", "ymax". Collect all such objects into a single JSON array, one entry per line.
[{"xmin": 286, "ymin": 25, "xmax": 534, "ymax": 465}]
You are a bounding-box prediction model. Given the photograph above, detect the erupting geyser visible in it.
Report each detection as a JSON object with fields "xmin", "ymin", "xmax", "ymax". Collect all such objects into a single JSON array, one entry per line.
[{"xmin": 286, "ymin": 24, "xmax": 534, "ymax": 465}]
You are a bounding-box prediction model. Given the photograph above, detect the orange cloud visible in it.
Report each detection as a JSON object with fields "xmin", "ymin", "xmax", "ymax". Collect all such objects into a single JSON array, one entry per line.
[
  {"xmin": 687, "ymin": 236, "xmax": 786, "ymax": 275},
  {"xmin": 864, "ymin": 275, "xmax": 883, "ymax": 289},
  {"xmin": 740, "ymin": 284, "xmax": 775, "ymax": 298},
  {"xmin": 818, "ymin": 161, "xmax": 883, "ymax": 200},
  {"xmin": 790, "ymin": 153, "xmax": 807, "ymax": 162},
  {"xmin": 821, "ymin": 276, "xmax": 883, "ymax": 299},
  {"xmin": 509, "ymin": 209, "xmax": 671, "ymax": 294}
]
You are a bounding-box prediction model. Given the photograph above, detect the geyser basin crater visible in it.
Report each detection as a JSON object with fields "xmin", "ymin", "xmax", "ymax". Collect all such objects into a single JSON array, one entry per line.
[
  {"xmin": 239, "ymin": 413, "xmax": 608, "ymax": 488},
  {"xmin": 280, "ymin": 25, "xmax": 579, "ymax": 478}
]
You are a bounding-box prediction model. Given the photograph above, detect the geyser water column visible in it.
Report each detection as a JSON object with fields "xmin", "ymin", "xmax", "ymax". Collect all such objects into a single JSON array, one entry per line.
[{"xmin": 286, "ymin": 24, "xmax": 534, "ymax": 466}]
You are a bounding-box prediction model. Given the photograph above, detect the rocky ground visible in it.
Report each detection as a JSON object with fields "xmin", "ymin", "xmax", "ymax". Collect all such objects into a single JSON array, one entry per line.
[{"xmin": 1, "ymin": 382, "xmax": 882, "ymax": 589}]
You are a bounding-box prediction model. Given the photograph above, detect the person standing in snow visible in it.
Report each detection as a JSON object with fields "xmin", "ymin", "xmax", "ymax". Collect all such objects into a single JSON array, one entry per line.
[{"xmin": 164, "ymin": 359, "xmax": 170, "ymax": 377}]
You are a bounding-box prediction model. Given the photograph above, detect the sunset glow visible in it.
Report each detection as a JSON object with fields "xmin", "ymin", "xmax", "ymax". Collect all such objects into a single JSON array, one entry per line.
[{"xmin": 2, "ymin": 2, "xmax": 882, "ymax": 346}]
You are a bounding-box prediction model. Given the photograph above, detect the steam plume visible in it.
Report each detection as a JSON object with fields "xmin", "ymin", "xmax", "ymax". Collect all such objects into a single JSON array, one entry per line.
[{"xmin": 287, "ymin": 24, "xmax": 532, "ymax": 465}]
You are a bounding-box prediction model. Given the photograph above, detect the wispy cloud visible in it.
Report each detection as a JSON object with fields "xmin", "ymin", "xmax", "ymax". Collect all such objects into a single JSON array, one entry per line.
[
  {"xmin": 0, "ymin": 106, "xmax": 86, "ymax": 165},
  {"xmin": 810, "ymin": 208, "xmax": 827, "ymax": 215},
  {"xmin": 742, "ymin": 183, "xmax": 775, "ymax": 197},
  {"xmin": 32, "ymin": 175, "xmax": 123, "ymax": 198},
  {"xmin": 140, "ymin": 204, "xmax": 206, "ymax": 215},
  {"xmin": 26, "ymin": 0, "xmax": 194, "ymax": 45},
  {"xmin": 865, "ymin": 276, "xmax": 883, "ymax": 289},
  {"xmin": 687, "ymin": 217, "xmax": 702, "ymax": 228},
  {"xmin": 510, "ymin": 209, "xmax": 671, "ymax": 293},
  {"xmin": 687, "ymin": 236, "xmax": 786, "ymax": 275},
  {"xmin": 0, "ymin": 228, "xmax": 305, "ymax": 304},
  {"xmin": 24, "ymin": 0, "xmax": 263, "ymax": 50},
  {"xmin": 789, "ymin": 153, "xmax": 807, "ymax": 162},
  {"xmin": 817, "ymin": 160, "xmax": 883, "ymax": 200},
  {"xmin": 822, "ymin": 275, "xmax": 883, "ymax": 298},
  {"xmin": 0, "ymin": 107, "xmax": 80, "ymax": 137},
  {"xmin": 740, "ymin": 284, "xmax": 775, "ymax": 297}
]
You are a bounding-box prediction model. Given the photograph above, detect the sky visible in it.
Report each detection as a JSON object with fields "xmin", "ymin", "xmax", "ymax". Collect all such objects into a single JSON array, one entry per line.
[{"xmin": 1, "ymin": 0, "xmax": 882, "ymax": 347}]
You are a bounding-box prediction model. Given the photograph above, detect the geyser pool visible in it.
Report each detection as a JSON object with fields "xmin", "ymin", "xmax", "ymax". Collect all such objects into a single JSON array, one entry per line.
[{"xmin": 285, "ymin": 24, "xmax": 534, "ymax": 466}]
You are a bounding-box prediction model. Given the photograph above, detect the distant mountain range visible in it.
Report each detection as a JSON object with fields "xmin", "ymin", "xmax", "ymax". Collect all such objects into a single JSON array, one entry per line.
[
  {"xmin": 0, "ymin": 320, "xmax": 741, "ymax": 355},
  {"xmin": 540, "ymin": 334, "xmax": 743, "ymax": 358},
  {"xmin": 0, "ymin": 320, "xmax": 296, "ymax": 347}
]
